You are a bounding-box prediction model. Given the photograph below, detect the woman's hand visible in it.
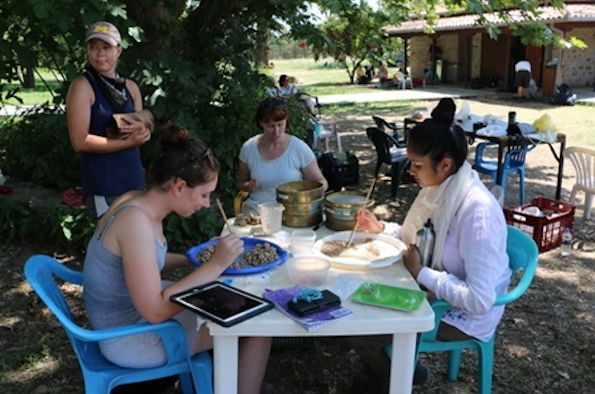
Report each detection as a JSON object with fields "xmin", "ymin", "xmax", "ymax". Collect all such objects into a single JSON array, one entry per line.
[
  {"xmin": 403, "ymin": 244, "xmax": 423, "ymax": 280},
  {"xmin": 243, "ymin": 179, "xmax": 259, "ymax": 193},
  {"xmin": 355, "ymin": 208, "xmax": 384, "ymax": 233},
  {"xmin": 118, "ymin": 114, "xmax": 151, "ymax": 145},
  {"xmin": 210, "ymin": 233, "xmax": 244, "ymax": 269}
]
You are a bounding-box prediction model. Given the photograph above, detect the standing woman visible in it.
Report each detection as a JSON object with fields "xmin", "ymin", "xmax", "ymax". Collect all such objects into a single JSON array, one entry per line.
[
  {"xmin": 67, "ymin": 21, "xmax": 151, "ymax": 218},
  {"xmin": 237, "ymin": 97, "xmax": 327, "ymax": 214},
  {"xmin": 83, "ymin": 124, "xmax": 271, "ymax": 394}
]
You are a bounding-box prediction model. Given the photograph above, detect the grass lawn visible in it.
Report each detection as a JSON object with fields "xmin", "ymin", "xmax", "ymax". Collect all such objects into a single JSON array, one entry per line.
[
  {"xmin": 264, "ymin": 57, "xmax": 405, "ymax": 96},
  {"xmin": 1, "ymin": 81, "xmax": 63, "ymax": 106}
]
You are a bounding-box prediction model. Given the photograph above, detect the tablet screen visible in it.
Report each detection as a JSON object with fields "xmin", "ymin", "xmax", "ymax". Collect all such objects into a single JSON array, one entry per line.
[{"xmin": 172, "ymin": 282, "xmax": 272, "ymax": 326}]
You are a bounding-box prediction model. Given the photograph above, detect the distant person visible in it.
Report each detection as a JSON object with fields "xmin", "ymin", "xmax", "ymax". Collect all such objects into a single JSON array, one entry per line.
[
  {"xmin": 377, "ymin": 63, "xmax": 389, "ymax": 82},
  {"xmin": 278, "ymin": 74, "xmax": 298, "ymax": 96},
  {"xmin": 264, "ymin": 76, "xmax": 279, "ymax": 97},
  {"xmin": 237, "ymin": 97, "xmax": 327, "ymax": 214},
  {"xmin": 431, "ymin": 98, "xmax": 456, "ymax": 124},
  {"xmin": 514, "ymin": 60, "xmax": 532, "ymax": 99},
  {"xmin": 356, "ymin": 65, "xmax": 371, "ymax": 84},
  {"xmin": 277, "ymin": 74, "xmax": 316, "ymax": 116},
  {"xmin": 396, "ymin": 61, "xmax": 408, "ymax": 76},
  {"xmin": 365, "ymin": 65, "xmax": 374, "ymax": 81},
  {"xmin": 66, "ymin": 21, "xmax": 152, "ymax": 218}
]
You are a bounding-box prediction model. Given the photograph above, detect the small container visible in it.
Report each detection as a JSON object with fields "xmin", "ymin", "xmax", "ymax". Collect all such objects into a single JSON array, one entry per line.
[
  {"xmin": 417, "ymin": 218, "xmax": 435, "ymax": 267},
  {"xmin": 258, "ymin": 202, "xmax": 285, "ymax": 234},
  {"xmin": 560, "ymin": 227, "xmax": 572, "ymax": 257},
  {"xmin": 286, "ymin": 256, "xmax": 330, "ymax": 286},
  {"xmin": 290, "ymin": 229, "xmax": 317, "ymax": 256},
  {"xmin": 508, "ymin": 111, "xmax": 517, "ymax": 125}
]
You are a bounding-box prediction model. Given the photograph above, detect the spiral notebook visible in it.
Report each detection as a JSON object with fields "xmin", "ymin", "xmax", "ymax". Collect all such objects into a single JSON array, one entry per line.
[{"xmin": 263, "ymin": 287, "xmax": 352, "ymax": 331}]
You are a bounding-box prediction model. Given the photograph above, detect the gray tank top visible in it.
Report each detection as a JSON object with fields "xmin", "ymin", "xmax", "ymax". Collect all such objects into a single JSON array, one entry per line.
[{"xmin": 83, "ymin": 205, "xmax": 167, "ymax": 330}]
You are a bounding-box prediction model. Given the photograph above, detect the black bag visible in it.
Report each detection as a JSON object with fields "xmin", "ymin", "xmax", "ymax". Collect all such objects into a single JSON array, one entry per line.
[
  {"xmin": 317, "ymin": 151, "xmax": 360, "ymax": 192},
  {"xmin": 551, "ymin": 84, "xmax": 577, "ymax": 106}
]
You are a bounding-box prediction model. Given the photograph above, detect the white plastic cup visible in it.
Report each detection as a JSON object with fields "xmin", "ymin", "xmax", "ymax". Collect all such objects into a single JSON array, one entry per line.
[
  {"xmin": 258, "ymin": 202, "xmax": 285, "ymax": 234},
  {"xmin": 290, "ymin": 229, "xmax": 316, "ymax": 256}
]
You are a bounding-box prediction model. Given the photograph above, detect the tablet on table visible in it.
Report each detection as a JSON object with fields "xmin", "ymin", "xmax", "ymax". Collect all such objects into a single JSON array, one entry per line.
[{"xmin": 170, "ymin": 281, "xmax": 273, "ymax": 327}]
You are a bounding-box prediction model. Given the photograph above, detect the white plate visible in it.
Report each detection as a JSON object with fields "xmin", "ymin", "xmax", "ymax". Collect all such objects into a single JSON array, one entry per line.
[{"xmin": 314, "ymin": 231, "xmax": 407, "ymax": 269}]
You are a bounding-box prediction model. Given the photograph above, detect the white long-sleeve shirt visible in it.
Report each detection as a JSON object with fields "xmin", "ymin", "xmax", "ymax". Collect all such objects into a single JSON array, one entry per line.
[{"xmin": 383, "ymin": 181, "xmax": 511, "ymax": 341}]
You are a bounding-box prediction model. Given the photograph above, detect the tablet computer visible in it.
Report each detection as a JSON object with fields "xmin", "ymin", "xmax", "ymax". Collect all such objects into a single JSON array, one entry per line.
[{"xmin": 170, "ymin": 281, "xmax": 273, "ymax": 327}]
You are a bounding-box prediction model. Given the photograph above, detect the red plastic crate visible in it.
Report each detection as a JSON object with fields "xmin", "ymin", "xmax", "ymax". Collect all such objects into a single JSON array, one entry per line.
[{"xmin": 503, "ymin": 197, "xmax": 575, "ymax": 253}]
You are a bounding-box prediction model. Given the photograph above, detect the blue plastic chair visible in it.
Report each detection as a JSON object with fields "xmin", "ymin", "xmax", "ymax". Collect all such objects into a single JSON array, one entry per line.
[
  {"xmin": 24, "ymin": 254, "xmax": 213, "ymax": 394},
  {"xmin": 415, "ymin": 226, "xmax": 539, "ymax": 394},
  {"xmin": 473, "ymin": 142, "xmax": 535, "ymax": 205}
]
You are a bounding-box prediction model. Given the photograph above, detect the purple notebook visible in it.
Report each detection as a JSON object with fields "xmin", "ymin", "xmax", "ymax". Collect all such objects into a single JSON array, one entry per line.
[{"xmin": 263, "ymin": 287, "xmax": 352, "ymax": 331}]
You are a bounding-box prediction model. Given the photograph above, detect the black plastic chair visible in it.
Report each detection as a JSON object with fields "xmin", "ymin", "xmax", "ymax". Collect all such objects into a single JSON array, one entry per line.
[
  {"xmin": 366, "ymin": 127, "xmax": 409, "ymax": 197},
  {"xmin": 372, "ymin": 115, "xmax": 406, "ymax": 145}
]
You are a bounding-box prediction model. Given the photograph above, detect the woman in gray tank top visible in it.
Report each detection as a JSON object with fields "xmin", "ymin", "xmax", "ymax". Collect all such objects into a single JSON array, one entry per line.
[{"xmin": 83, "ymin": 123, "xmax": 271, "ymax": 394}]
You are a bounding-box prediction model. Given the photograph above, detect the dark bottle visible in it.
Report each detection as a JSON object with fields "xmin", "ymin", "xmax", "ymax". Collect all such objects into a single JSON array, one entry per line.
[{"xmin": 417, "ymin": 218, "xmax": 436, "ymax": 267}]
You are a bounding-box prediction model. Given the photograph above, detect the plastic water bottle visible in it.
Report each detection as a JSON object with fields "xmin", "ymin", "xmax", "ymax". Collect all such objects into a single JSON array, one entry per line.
[
  {"xmin": 560, "ymin": 228, "xmax": 572, "ymax": 257},
  {"xmin": 417, "ymin": 218, "xmax": 436, "ymax": 267}
]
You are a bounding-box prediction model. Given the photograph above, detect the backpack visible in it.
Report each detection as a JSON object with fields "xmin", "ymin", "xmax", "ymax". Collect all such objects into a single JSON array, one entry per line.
[
  {"xmin": 551, "ymin": 84, "xmax": 577, "ymax": 106},
  {"xmin": 317, "ymin": 151, "xmax": 360, "ymax": 192}
]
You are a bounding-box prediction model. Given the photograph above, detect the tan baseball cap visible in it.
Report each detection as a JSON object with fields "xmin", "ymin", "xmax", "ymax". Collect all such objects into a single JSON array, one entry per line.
[{"xmin": 85, "ymin": 21, "xmax": 121, "ymax": 46}]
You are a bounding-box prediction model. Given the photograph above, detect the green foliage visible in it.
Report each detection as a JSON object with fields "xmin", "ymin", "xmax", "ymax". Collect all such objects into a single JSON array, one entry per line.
[
  {"xmin": 163, "ymin": 208, "xmax": 223, "ymax": 252},
  {"xmin": 0, "ymin": 199, "xmax": 94, "ymax": 251},
  {"xmin": 307, "ymin": 2, "xmax": 397, "ymax": 84},
  {"xmin": 0, "ymin": 107, "xmax": 80, "ymax": 189}
]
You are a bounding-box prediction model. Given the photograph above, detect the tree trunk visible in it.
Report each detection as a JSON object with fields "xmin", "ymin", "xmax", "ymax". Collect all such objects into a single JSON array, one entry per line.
[{"xmin": 22, "ymin": 67, "xmax": 35, "ymax": 88}]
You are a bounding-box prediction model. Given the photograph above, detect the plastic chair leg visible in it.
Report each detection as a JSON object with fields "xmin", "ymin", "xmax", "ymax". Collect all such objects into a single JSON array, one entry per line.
[
  {"xmin": 446, "ymin": 349, "xmax": 462, "ymax": 381},
  {"xmin": 498, "ymin": 176, "xmax": 507, "ymax": 204},
  {"xmin": 569, "ymin": 184, "xmax": 578, "ymax": 204},
  {"xmin": 390, "ymin": 162, "xmax": 402, "ymax": 197},
  {"xmin": 518, "ymin": 167, "xmax": 525, "ymax": 205},
  {"xmin": 85, "ymin": 376, "xmax": 111, "ymax": 394},
  {"xmin": 585, "ymin": 192, "xmax": 593, "ymax": 219},
  {"xmin": 179, "ymin": 373, "xmax": 194, "ymax": 394},
  {"xmin": 374, "ymin": 162, "xmax": 382, "ymax": 178},
  {"xmin": 478, "ymin": 340, "xmax": 494, "ymax": 394}
]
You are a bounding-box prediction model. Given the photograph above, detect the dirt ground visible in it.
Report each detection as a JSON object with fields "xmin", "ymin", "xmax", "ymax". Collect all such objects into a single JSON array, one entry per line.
[{"xmin": 1, "ymin": 96, "xmax": 594, "ymax": 394}]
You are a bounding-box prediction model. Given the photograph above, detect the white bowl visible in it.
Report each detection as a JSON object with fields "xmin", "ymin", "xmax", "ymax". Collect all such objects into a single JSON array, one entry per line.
[{"xmin": 286, "ymin": 256, "xmax": 330, "ymax": 286}]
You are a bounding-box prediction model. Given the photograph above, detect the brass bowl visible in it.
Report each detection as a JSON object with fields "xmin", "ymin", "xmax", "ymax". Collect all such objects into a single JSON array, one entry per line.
[
  {"xmin": 276, "ymin": 180, "xmax": 324, "ymax": 204},
  {"xmin": 281, "ymin": 198, "xmax": 323, "ymax": 215},
  {"xmin": 283, "ymin": 212, "xmax": 323, "ymax": 228},
  {"xmin": 324, "ymin": 191, "xmax": 375, "ymax": 231},
  {"xmin": 277, "ymin": 181, "xmax": 325, "ymax": 227}
]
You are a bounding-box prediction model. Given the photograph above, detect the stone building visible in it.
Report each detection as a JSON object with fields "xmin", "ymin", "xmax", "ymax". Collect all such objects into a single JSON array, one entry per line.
[{"xmin": 383, "ymin": 2, "xmax": 595, "ymax": 95}]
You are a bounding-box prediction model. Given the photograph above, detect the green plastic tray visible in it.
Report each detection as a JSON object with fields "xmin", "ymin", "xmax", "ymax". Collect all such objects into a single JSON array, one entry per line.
[{"xmin": 351, "ymin": 282, "xmax": 426, "ymax": 312}]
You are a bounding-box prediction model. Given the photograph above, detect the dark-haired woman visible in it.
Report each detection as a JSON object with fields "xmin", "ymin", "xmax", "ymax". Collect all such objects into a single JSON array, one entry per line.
[
  {"xmin": 430, "ymin": 97, "xmax": 456, "ymax": 124},
  {"xmin": 349, "ymin": 119, "xmax": 510, "ymax": 386},
  {"xmin": 237, "ymin": 97, "xmax": 327, "ymax": 214},
  {"xmin": 66, "ymin": 21, "xmax": 151, "ymax": 218},
  {"xmin": 83, "ymin": 125, "xmax": 271, "ymax": 393}
]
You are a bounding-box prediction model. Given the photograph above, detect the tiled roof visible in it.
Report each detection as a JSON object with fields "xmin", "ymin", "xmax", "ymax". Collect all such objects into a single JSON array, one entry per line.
[{"xmin": 384, "ymin": 4, "xmax": 595, "ymax": 35}]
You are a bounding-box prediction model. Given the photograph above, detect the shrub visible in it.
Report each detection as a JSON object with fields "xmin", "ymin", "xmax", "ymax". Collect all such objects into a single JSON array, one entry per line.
[{"xmin": 0, "ymin": 105, "xmax": 79, "ymax": 190}]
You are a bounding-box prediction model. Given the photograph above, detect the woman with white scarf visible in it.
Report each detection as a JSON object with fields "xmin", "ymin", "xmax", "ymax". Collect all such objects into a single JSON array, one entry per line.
[{"xmin": 348, "ymin": 119, "xmax": 511, "ymax": 387}]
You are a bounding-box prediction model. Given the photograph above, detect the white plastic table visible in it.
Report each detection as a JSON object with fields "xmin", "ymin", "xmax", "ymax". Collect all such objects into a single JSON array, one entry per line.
[{"xmin": 208, "ymin": 224, "xmax": 435, "ymax": 394}]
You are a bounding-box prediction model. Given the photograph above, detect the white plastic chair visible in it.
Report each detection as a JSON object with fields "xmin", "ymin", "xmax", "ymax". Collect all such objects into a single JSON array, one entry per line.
[
  {"xmin": 564, "ymin": 146, "xmax": 595, "ymax": 219},
  {"xmin": 313, "ymin": 120, "xmax": 342, "ymax": 152}
]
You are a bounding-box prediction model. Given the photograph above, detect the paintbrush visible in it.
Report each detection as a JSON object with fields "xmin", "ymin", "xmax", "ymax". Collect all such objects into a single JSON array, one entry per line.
[
  {"xmin": 346, "ymin": 177, "xmax": 377, "ymax": 248},
  {"xmin": 216, "ymin": 198, "xmax": 234, "ymax": 235}
]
